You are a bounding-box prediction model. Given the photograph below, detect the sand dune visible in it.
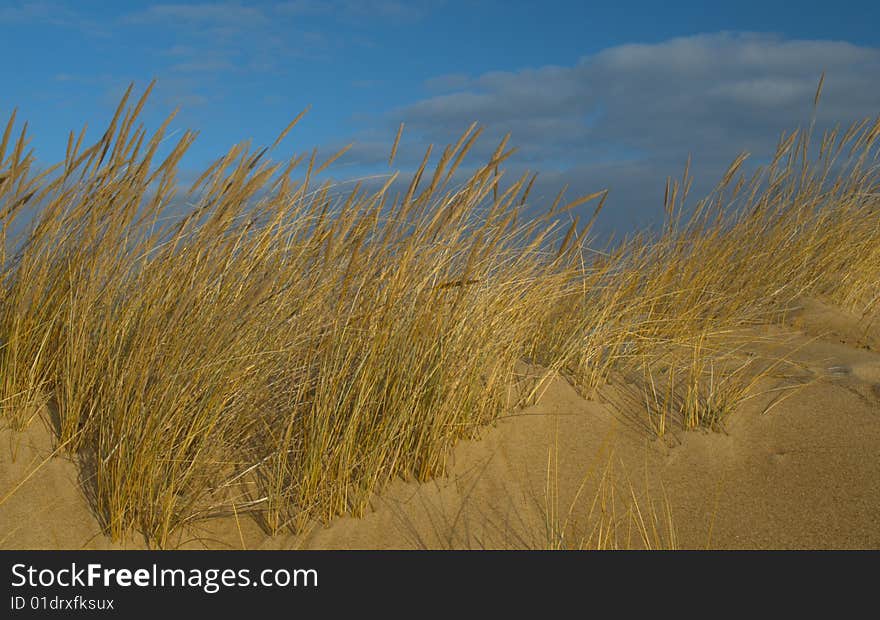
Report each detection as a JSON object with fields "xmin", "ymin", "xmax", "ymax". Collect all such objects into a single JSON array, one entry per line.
[{"xmin": 2, "ymin": 299, "xmax": 878, "ymax": 550}]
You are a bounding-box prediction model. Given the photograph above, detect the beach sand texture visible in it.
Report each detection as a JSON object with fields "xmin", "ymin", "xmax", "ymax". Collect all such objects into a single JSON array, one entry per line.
[{"xmin": 3, "ymin": 297, "xmax": 878, "ymax": 550}]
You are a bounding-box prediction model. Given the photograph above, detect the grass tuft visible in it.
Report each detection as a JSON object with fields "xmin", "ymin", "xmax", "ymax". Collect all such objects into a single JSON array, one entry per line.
[{"xmin": 1, "ymin": 79, "xmax": 878, "ymax": 546}]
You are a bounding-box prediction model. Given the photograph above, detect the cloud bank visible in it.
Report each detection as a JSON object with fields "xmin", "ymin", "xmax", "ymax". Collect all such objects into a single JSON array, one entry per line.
[{"xmin": 371, "ymin": 33, "xmax": 880, "ymax": 233}]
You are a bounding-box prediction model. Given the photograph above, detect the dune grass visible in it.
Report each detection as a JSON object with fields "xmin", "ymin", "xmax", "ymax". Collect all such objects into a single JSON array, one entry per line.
[
  {"xmin": 542, "ymin": 437, "xmax": 678, "ymax": 551},
  {"xmin": 1, "ymin": 79, "xmax": 878, "ymax": 547},
  {"xmin": 0, "ymin": 83, "xmax": 586, "ymax": 546},
  {"xmin": 537, "ymin": 77, "xmax": 880, "ymax": 433}
]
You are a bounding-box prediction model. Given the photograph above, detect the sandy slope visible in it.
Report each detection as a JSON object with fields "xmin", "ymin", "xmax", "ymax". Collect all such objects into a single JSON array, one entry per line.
[{"xmin": 2, "ymin": 299, "xmax": 879, "ymax": 549}]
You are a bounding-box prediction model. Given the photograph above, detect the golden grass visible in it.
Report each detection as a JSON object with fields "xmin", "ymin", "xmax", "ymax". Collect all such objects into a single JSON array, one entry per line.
[
  {"xmin": 1, "ymin": 78, "xmax": 878, "ymax": 547},
  {"xmin": 0, "ymin": 82, "xmax": 584, "ymax": 546},
  {"xmin": 538, "ymin": 77, "xmax": 880, "ymax": 432},
  {"xmin": 543, "ymin": 436, "xmax": 677, "ymax": 551}
]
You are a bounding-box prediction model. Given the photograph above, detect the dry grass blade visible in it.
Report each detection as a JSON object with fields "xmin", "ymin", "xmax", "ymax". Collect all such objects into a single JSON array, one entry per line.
[{"xmin": 0, "ymin": 78, "xmax": 877, "ymax": 548}]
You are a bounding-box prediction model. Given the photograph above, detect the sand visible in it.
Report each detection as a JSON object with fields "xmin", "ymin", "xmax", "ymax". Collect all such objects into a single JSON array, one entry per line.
[{"xmin": 2, "ymin": 298, "xmax": 879, "ymax": 549}]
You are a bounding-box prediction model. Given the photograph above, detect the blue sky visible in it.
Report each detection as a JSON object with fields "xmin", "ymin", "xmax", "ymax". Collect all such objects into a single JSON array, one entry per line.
[{"xmin": 2, "ymin": 0, "xmax": 880, "ymax": 233}]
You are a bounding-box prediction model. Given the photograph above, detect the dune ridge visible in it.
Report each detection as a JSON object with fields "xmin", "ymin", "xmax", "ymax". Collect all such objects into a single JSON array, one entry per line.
[
  {"xmin": 1, "ymin": 80, "xmax": 879, "ymax": 549},
  {"xmin": 2, "ymin": 299, "xmax": 878, "ymax": 549}
]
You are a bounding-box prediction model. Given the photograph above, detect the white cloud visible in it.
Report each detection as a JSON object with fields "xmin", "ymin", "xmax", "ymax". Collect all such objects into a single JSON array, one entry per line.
[
  {"xmin": 273, "ymin": 0, "xmax": 330, "ymax": 16},
  {"xmin": 0, "ymin": 0, "xmax": 108, "ymax": 35},
  {"xmin": 121, "ymin": 2, "xmax": 267, "ymax": 27},
  {"xmin": 360, "ymin": 32, "xmax": 880, "ymax": 233},
  {"xmin": 169, "ymin": 59, "xmax": 237, "ymax": 74},
  {"xmin": 275, "ymin": 0, "xmax": 441, "ymax": 22}
]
